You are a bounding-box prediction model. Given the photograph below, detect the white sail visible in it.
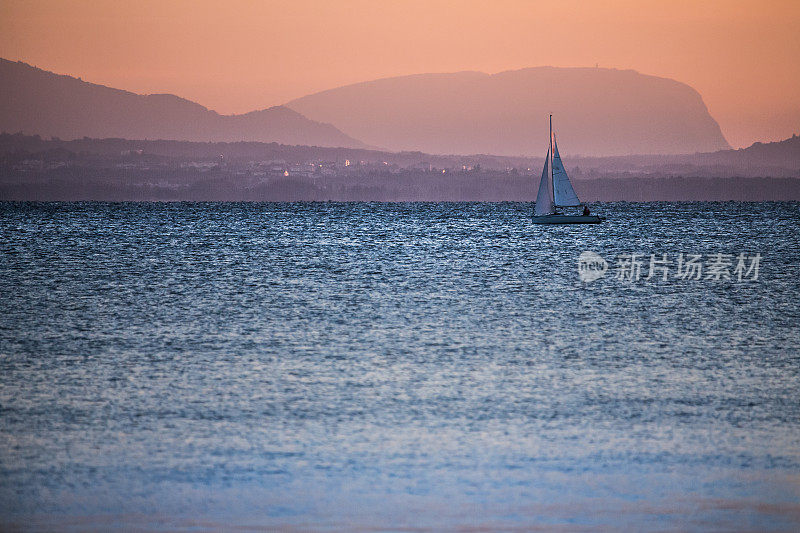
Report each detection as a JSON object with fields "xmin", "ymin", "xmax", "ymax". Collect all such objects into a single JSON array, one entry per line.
[
  {"xmin": 552, "ymin": 135, "xmax": 581, "ymax": 207},
  {"xmin": 534, "ymin": 147, "xmax": 554, "ymax": 216}
]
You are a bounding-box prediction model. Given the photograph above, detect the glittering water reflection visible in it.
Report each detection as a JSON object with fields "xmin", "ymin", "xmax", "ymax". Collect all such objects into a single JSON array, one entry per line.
[{"xmin": 1, "ymin": 202, "xmax": 799, "ymax": 531}]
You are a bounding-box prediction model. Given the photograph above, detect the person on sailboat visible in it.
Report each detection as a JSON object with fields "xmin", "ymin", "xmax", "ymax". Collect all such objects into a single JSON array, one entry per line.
[{"xmin": 583, "ymin": 205, "xmax": 590, "ymax": 216}]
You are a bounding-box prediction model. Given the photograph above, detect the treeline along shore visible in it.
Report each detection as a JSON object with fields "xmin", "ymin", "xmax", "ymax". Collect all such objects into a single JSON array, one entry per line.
[{"xmin": 1, "ymin": 133, "xmax": 799, "ymax": 201}]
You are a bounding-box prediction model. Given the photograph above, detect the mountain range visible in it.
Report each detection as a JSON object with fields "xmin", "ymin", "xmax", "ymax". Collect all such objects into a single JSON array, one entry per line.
[
  {"xmin": 0, "ymin": 58, "xmax": 366, "ymax": 148},
  {"xmin": 288, "ymin": 68, "xmax": 730, "ymax": 156},
  {"xmin": 2, "ymin": 59, "xmax": 733, "ymax": 156}
]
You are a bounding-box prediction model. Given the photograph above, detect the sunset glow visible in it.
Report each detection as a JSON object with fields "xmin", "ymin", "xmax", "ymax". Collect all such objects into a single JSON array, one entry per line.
[{"xmin": 1, "ymin": 0, "xmax": 798, "ymax": 148}]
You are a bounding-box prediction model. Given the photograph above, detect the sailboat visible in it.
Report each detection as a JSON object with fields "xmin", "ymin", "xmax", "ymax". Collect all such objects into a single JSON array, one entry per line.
[{"xmin": 532, "ymin": 116, "xmax": 603, "ymax": 224}]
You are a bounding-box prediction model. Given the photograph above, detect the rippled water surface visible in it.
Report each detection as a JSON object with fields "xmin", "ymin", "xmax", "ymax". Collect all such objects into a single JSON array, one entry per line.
[{"xmin": 1, "ymin": 202, "xmax": 799, "ymax": 531}]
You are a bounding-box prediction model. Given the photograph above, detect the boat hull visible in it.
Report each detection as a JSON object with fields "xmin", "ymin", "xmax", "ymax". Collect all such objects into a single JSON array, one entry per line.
[{"xmin": 531, "ymin": 214, "xmax": 604, "ymax": 224}]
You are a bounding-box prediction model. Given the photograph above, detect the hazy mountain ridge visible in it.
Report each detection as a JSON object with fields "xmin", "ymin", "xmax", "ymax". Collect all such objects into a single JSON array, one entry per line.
[
  {"xmin": 0, "ymin": 58, "xmax": 367, "ymax": 148},
  {"xmin": 287, "ymin": 67, "xmax": 731, "ymax": 156},
  {"xmin": 1, "ymin": 60, "xmax": 736, "ymax": 157},
  {"xmin": 697, "ymin": 133, "xmax": 799, "ymax": 168}
]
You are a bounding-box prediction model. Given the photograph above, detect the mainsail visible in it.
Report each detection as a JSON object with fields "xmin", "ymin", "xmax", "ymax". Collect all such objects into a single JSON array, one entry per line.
[
  {"xmin": 534, "ymin": 147, "xmax": 554, "ymax": 216},
  {"xmin": 552, "ymin": 135, "xmax": 580, "ymax": 207}
]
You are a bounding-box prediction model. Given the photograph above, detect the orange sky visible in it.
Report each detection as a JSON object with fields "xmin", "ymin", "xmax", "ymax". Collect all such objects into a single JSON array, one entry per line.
[{"xmin": 1, "ymin": 0, "xmax": 798, "ymax": 148}]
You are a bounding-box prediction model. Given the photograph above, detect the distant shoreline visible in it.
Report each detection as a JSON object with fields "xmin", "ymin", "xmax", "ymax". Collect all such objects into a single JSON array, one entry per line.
[{"xmin": 2, "ymin": 133, "xmax": 799, "ymax": 202}]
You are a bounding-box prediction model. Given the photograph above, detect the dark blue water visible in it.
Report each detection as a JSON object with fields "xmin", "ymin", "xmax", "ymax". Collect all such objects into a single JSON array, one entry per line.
[{"xmin": 1, "ymin": 202, "xmax": 799, "ymax": 531}]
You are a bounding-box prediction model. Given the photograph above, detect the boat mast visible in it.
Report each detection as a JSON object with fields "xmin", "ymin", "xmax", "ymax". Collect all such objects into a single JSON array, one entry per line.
[{"xmin": 549, "ymin": 114, "xmax": 555, "ymax": 207}]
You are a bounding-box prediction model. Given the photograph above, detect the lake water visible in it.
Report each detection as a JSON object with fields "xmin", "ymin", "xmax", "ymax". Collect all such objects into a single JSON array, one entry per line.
[{"xmin": 1, "ymin": 202, "xmax": 799, "ymax": 531}]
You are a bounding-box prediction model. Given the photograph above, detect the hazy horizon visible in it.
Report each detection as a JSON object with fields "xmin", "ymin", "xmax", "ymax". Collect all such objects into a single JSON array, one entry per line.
[{"xmin": 1, "ymin": 0, "xmax": 798, "ymax": 149}]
